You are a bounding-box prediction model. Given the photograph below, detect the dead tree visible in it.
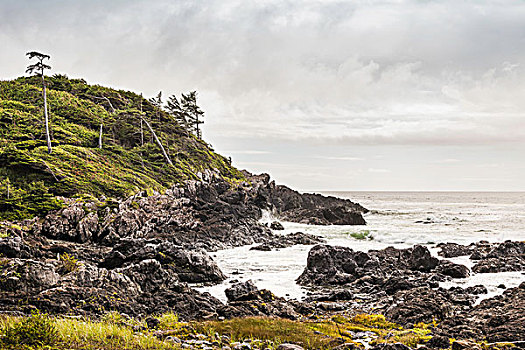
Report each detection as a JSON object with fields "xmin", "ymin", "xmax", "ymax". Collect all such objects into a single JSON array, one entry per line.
[
  {"xmin": 26, "ymin": 51, "xmax": 52, "ymax": 154},
  {"xmin": 140, "ymin": 116, "xmax": 173, "ymax": 166}
]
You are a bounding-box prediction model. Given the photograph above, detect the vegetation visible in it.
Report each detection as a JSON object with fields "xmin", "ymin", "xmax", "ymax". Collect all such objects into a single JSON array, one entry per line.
[
  {"xmin": 58, "ymin": 252, "xmax": 81, "ymax": 274},
  {"xmin": 348, "ymin": 230, "xmax": 374, "ymax": 240},
  {"xmin": 25, "ymin": 51, "xmax": 52, "ymax": 154},
  {"xmin": 0, "ymin": 312, "xmax": 441, "ymax": 350},
  {"xmin": 2, "ymin": 311, "xmax": 58, "ymax": 348},
  {"xmin": 0, "ymin": 74, "xmax": 245, "ymax": 220}
]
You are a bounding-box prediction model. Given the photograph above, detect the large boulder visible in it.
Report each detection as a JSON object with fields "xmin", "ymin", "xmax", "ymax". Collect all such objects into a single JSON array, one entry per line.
[{"xmin": 100, "ymin": 239, "xmax": 226, "ymax": 283}]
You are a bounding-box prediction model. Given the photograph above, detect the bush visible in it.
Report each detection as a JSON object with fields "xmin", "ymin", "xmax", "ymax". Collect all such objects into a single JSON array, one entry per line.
[
  {"xmin": 2, "ymin": 311, "xmax": 58, "ymax": 347},
  {"xmin": 59, "ymin": 252, "xmax": 81, "ymax": 274}
]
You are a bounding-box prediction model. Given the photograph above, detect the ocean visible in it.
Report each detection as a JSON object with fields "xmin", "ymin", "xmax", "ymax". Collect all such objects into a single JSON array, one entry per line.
[{"xmin": 197, "ymin": 192, "xmax": 525, "ymax": 302}]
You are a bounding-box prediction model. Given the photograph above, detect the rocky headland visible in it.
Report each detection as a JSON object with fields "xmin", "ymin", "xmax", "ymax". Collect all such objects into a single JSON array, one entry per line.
[{"xmin": 1, "ymin": 75, "xmax": 523, "ymax": 350}]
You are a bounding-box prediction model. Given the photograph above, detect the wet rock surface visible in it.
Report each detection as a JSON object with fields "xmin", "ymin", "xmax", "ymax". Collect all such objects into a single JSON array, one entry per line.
[
  {"xmin": 297, "ymin": 241, "xmax": 525, "ymax": 344},
  {"xmin": 250, "ymin": 232, "xmax": 325, "ymax": 251},
  {"xmin": 438, "ymin": 240, "xmax": 525, "ymax": 273},
  {"xmin": 220, "ymin": 280, "xmax": 308, "ymax": 320},
  {"xmin": 1, "ymin": 173, "xmax": 364, "ymax": 322},
  {"xmin": 32, "ymin": 171, "xmax": 366, "ymax": 251},
  {"xmin": 2, "ymin": 172, "xmax": 525, "ymax": 347},
  {"xmin": 297, "ymin": 244, "xmax": 467, "ymax": 288}
]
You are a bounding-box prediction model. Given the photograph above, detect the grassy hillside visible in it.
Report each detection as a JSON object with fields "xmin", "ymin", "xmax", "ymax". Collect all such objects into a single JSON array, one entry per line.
[{"xmin": 0, "ymin": 75, "xmax": 244, "ymax": 220}]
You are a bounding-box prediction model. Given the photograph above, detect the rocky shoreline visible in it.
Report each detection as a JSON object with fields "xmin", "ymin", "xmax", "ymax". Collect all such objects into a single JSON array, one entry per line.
[{"xmin": 1, "ymin": 174, "xmax": 524, "ymax": 349}]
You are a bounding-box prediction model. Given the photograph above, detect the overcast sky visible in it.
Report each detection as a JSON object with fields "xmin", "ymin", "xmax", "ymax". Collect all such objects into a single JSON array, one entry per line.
[{"xmin": 1, "ymin": 0, "xmax": 525, "ymax": 191}]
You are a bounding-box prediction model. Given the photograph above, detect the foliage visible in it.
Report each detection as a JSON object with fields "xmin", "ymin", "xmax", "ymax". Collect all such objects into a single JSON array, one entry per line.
[
  {"xmin": 349, "ymin": 230, "xmax": 374, "ymax": 240},
  {"xmin": 59, "ymin": 252, "xmax": 81, "ymax": 274},
  {"xmin": 193, "ymin": 317, "xmax": 336, "ymax": 349},
  {"xmin": 155, "ymin": 311, "xmax": 181, "ymax": 330},
  {"xmin": 0, "ymin": 75, "xmax": 245, "ymax": 220},
  {"xmin": 1, "ymin": 311, "xmax": 58, "ymax": 348},
  {"xmin": 0, "ymin": 313, "xmax": 441, "ymax": 350}
]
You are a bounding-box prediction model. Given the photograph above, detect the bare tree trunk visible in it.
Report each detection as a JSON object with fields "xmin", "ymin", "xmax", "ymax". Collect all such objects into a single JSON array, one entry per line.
[
  {"xmin": 196, "ymin": 118, "xmax": 200, "ymax": 139},
  {"xmin": 99, "ymin": 124, "xmax": 103, "ymax": 149},
  {"xmin": 42, "ymin": 74, "xmax": 52, "ymax": 154},
  {"xmin": 140, "ymin": 119, "xmax": 144, "ymax": 146},
  {"xmin": 141, "ymin": 117, "xmax": 173, "ymax": 166}
]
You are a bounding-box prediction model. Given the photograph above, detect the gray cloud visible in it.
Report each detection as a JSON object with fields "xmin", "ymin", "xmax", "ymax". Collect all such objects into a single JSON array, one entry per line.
[{"xmin": 1, "ymin": 0, "xmax": 524, "ymax": 190}]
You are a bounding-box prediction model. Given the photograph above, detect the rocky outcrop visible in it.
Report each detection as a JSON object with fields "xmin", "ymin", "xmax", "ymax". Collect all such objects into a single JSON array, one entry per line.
[
  {"xmin": 33, "ymin": 172, "xmax": 367, "ymax": 251},
  {"xmin": 438, "ymin": 240, "xmax": 525, "ymax": 273},
  {"xmin": 297, "ymin": 244, "xmax": 468, "ymax": 288},
  {"xmin": 219, "ymin": 280, "xmax": 306, "ymax": 320},
  {"xmin": 468, "ymin": 281, "xmax": 525, "ymax": 342},
  {"xmin": 100, "ymin": 238, "xmax": 225, "ymax": 283},
  {"xmin": 268, "ymin": 184, "xmax": 367, "ymax": 225},
  {"xmin": 243, "ymin": 172, "xmax": 367, "ymax": 225},
  {"xmin": 250, "ymin": 232, "xmax": 325, "ymax": 251},
  {"xmin": 0, "ymin": 235, "xmax": 224, "ymax": 320}
]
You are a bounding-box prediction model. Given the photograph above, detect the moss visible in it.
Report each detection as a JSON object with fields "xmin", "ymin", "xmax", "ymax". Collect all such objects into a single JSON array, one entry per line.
[{"xmin": 0, "ymin": 76, "xmax": 246, "ymax": 220}]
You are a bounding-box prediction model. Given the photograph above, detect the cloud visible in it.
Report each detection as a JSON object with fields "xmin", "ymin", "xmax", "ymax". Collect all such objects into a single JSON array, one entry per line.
[
  {"xmin": 226, "ymin": 150, "xmax": 271, "ymax": 155},
  {"xmin": 368, "ymin": 168, "xmax": 391, "ymax": 173},
  {"xmin": 315, "ymin": 156, "xmax": 364, "ymax": 161},
  {"xmin": 2, "ymin": 0, "xmax": 525, "ymax": 190}
]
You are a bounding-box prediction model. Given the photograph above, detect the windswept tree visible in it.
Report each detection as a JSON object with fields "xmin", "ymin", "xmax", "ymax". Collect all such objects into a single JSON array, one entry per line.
[
  {"xmin": 166, "ymin": 94, "xmax": 189, "ymax": 131},
  {"xmin": 181, "ymin": 91, "xmax": 204, "ymax": 139},
  {"xmin": 26, "ymin": 51, "xmax": 52, "ymax": 154},
  {"xmin": 149, "ymin": 91, "xmax": 163, "ymax": 122}
]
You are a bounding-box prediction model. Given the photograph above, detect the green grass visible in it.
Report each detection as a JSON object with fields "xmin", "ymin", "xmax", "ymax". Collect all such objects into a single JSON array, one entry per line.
[
  {"xmin": 0, "ymin": 313, "xmax": 179, "ymax": 350},
  {"xmin": 0, "ymin": 312, "xmax": 441, "ymax": 350},
  {"xmin": 0, "ymin": 75, "xmax": 245, "ymax": 220}
]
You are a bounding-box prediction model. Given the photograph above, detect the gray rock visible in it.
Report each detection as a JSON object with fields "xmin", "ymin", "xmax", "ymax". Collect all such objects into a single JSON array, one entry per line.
[{"xmin": 277, "ymin": 344, "xmax": 305, "ymax": 350}]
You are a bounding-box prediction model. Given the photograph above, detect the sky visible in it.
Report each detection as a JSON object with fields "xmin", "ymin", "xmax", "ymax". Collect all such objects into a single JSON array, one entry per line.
[{"xmin": 1, "ymin": 0, "xmax": 525, "ymax": 191}]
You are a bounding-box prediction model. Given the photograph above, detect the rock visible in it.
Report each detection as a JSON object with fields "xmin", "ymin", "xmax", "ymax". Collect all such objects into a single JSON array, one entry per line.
[
  {"xmin": 146, "ymin": 317, "xmax": 160, "ymax": 329},
  {"xmin": 382, "ymin": 287, "xmax": 471, "ymax": 325},
  {"xmin": 296, "ymin": 245, "xmax": 358, "ymax": 285},
  {"xmin": 266, "ymin": 182, "xmax": 367, "ymax": 225},
  {"xmin": 270, "ymin": 221, "xmax": 285, "ymax": 230},
  {"xmin": 468, "ymin": 285, "xmax": 525, "ymax": 342},
  {"xmin": 409, "ymin": 245, "xmax": 439, "ymax": 272},
  {"xmin": 101, "ymin": 239, "xmax": 226, "ymax": 283},
  {"xmin": 469, "ymin": 241, "xmax": 525, "ymax": 273},
  {"xmin": 225, "ymin": 281, "xmax": 259, "ymax": 302},
  {"xmin": 451, "ymin": 340, "xmax": 482, "ymax": 350},
  {"xmin": 426, "ymin": 335, "xmax": 451, "ymax": 349},
  {"xmin": 277, "ymin": 344, "xmax": 305, "ymax": 350},
  {"xmin": 250, "ymin": 232, "xmax": 325, "ymax": 251},
  {"xmin": 436, "ymin": 261, "xmax": 470, "ymax": 278},
  {"xmin": 437, "ymin": 242, "xmax": 473, "ymax": 258},
  {"xmin": 465, "ymin": 285, "xmax": 487, "ymax": 295},
  {"xmin": 250, "ymin": 244, "xmax": 272, "ymax": 251},
  {"xmin": 298, "ymin": 244, "xmax": 451, "ymax": 288},
  {"xmin": 369, "ymin": 344, "xmax": 411, "ymax": 350}
]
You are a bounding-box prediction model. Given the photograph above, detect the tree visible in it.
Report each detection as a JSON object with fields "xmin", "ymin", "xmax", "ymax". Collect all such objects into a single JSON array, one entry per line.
[
  {"xmin": 166, "ymin": 94, "xmax": 189, "ymax": 131},
  {"xmin": 140, "ymin": 116, "xmax": 173, "ymax": 166},
  {"xmin": 26, "ymin": 51, "xmax": 52, "ymax": 154},
  {"xmin": 149, "ymin": 91, "xmax": 163, "ymax": 122},
  {"xmin": 181, "ymin": 91, "xmax": 204, "ymax": 139}
]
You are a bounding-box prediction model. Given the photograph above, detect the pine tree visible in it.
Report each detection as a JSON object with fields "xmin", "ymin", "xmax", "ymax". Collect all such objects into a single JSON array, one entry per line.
[
  {"xmin": 166, "ymin": 94, "xmax": 189, "ymax": 130},
  {"xmin": 181, "ymin": 91, "xmax": 204, "ymax": 139},
  {"xmin": 149, "ymin": 91, "xmax": 163, "ymax": 122},
  {"xmin": 26, "ymin": 51, "xmax": 52, "ymax": 154}
]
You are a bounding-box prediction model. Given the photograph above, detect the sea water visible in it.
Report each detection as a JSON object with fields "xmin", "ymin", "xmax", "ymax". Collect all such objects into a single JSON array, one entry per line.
[{"xmin": 196, "ymin": 192, "xmax": 525, "ymax": 303}]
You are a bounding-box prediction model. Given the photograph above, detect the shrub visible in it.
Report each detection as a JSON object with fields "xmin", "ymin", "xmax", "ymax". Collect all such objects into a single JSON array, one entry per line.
[
  {"xmin": 2, "ymin": 311, "xmax": 58, "ymax": 347},
  {"xmin": 156, "ymin": 311, "xmax": 181, "ymax": 330},
  {"xmin": 59, "ymin": 252, "xmax": 81, "ymax": 273}
]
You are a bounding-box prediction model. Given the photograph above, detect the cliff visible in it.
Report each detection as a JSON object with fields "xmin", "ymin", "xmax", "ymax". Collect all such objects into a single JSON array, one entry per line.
[{"xmin": 0, "ymin": 75, "xmax": 243, "ymax": 220}]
